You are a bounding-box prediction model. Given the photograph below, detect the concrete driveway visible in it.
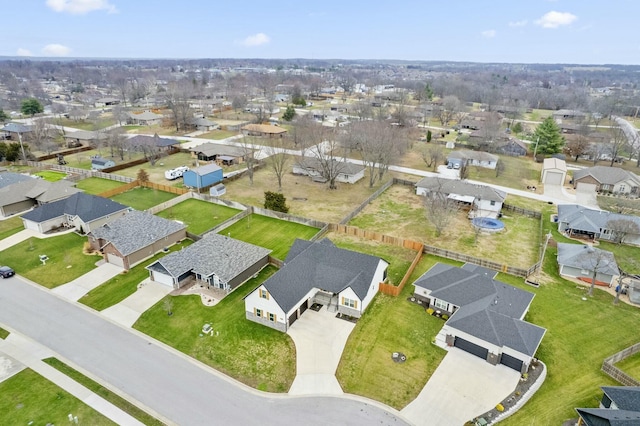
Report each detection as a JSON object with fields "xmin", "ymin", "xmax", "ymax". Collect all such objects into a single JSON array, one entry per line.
[
  {"xmin": 101, "ymin": 279, "xmax": 172, "ymax": 327},
  {"xmin": 52, "ymin": 261, "xmax": 123, "ymax": 301},
  {"xmin": 401, "ymin": 348, "xmax": 521, "ymax": 426},
  {"xmin": 0, "ymin": 229, "xmax": 38, "ymax": 251},
  {"xmin": 287, "ymin": 306, "xmax": 355, "ymax": 395}
]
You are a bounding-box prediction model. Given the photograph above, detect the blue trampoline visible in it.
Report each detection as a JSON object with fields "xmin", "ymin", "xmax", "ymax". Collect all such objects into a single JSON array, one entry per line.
[{"xmin": 472, "ymin": 217, "xmax": 505, "ymax": 232}]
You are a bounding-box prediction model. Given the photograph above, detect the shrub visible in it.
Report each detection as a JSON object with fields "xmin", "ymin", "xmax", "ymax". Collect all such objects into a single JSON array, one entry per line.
[
  {"xmin": 441, "ymin": 314, "xmax": 449, "ymax": 320},
  {"xmin": 496, "ymin": 403, "xmax": 504, "ymax": 412},
  {"xmin": 426, "ymin": 308, "xmax": 435, "ymax": 315}
]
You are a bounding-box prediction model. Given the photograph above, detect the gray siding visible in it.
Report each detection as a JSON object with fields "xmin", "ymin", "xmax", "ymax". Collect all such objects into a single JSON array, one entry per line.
[
  {"xmin": 337, "ymin": 305, "xmax": 361, "ymax": 318},
  {"xmin": 228, "ymin": 256, "xmax": 269, "ymax": 289},
  {"xmin": 245, "ymin": 311, "xmax": 286, "ymax": 332}
]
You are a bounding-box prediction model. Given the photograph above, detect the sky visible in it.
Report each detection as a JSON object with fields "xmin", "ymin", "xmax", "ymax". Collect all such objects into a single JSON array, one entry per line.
[{"xmin": 3, "ymin": 0, "xmax": 639, "ymax": 65}]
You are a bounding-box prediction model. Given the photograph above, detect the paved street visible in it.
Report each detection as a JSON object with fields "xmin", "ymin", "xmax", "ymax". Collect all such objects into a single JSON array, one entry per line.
[{"xmin": 0, "ymin": 276, "xmax": 408, "ymax": 426}]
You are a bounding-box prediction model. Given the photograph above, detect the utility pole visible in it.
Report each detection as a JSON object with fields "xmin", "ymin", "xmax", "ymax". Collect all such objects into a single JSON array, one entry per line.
[
  {"xmin": 533, "ymin": 136, "xmax": 541, "ymax": 160},
  {"xmin": 534, "ymin": 232, "xmax": 553, "ymax": 284}
]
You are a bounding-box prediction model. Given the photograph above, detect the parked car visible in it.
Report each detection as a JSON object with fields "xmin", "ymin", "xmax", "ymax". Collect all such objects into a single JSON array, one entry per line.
[{"xmin": 0, "ymin": 266, "xmax": 15, "ymax": 278}]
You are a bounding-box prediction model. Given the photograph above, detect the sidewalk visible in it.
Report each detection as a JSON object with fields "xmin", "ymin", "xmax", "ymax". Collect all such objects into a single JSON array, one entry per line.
[
  {"xmin": 52, "ymin": 261, "xmax": 123, "ymax": 301},
  {"xmin": 0, "ymin": 333, "xmax": 145, "ymax": 426},
  {"xmin": 101, "ymin": 279, "xmax": 172, "ymax": 327}
]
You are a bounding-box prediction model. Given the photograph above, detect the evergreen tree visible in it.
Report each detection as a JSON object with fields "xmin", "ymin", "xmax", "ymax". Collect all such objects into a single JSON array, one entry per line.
[
  {"xmin": 282, "ymin": 105, "xmax": 296, "ymax": 121},
  {"xmin": 0, "ymin": 109, "xmax": 8, "ymax": 122},
  {"xmin": 264, "ymin": 191, "xmax": 289, "ymax": 213},
  {"xmin": 533, "ymin": 116, "xmax": 564, "ymax": 155},
  {"xmin": 21, "ymin": 98, "xmax": 44, "ymax": 116}
]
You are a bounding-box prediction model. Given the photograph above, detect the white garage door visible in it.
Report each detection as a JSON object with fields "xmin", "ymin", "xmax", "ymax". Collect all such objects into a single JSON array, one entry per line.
[
  {"xmin": 150, "ymin": 271, "xmax": 175, "ymax": 287},
  {"xmin": 23, "ymin": 220, "xmax": 40, "ymax": 232},
  {"xmin": 544, "ymin": 171, "xmax": 564, "ymax": 185},
  {"xmin": 106, "ymin": 253, "xmax": 125, "ymax": 268}
]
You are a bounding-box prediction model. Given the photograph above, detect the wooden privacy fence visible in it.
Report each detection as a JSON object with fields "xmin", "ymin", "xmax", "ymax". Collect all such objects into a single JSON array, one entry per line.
[
  {"xmin": 339, "ymin": 179, "xmax": 394, "ymax": 225},
  {"xmin": 602, "ymin": 342, "xmax": 640, "ymax": 386},
  {"xmin": 422, "ymin": 245, "xmax": 530, "ymax": 277},
  {"xmin": 502, "ymin": 203, "xmax": 542, "ymax": 219},
  {"xmin": 96, "ymin": 179, "xmax": 188, "ymax": 198},
  {"xmin": 35, "ymin": 145, "xmax": 93, "ymax": 161},
  {"xmin": 379, "ymin": 245, "xmax": 424, "ymax": 296},
  {"xmin": 97, "ymin": 180, "xmax": 139, "ymax": 198}
]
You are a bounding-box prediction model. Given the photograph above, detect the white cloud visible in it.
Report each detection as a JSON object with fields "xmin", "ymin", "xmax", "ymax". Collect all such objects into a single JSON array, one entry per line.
[
  {"xmin": 17, "ymin": 48, "xmax": 32, "ymax": 56},
  {"xmin": 42, "ymin": 44, "xmax": 72, "ymax": 56},
  {"xmin": 535, "ymin": 11, "xmax": 577, "ymax": 28},
  {"xmin": 46, "ymin": 0, "xmax": 118, "ymax": 15},
  {"xmin": 508, "ymin": 20, "xmax": 528, "ymax": 27},
  {"xmin": 481, "ymin": 30, "xmax": 496, "ymax": 38},
  {"xmin": 240, "ymin": 33, "xmax": 270, "ymax": 47}
]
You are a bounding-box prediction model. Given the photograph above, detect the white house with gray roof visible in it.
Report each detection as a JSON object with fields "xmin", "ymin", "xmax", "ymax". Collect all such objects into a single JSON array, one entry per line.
[
  {"xmin": 447, "ymin": 150, "xmax": 499, "ymax": 169},
  {"xmin": 146, "ymin": 233, "xmax": 271, "ymax": 290},
  {"xmin": 415, "ymin": 176, "xmax": 507, "ymax": 218},
  {"xmin": 244, "ymin": 239, "xmax": 388, "ymax": 332},
  {"xmin": 293, "ymin": 157, "xmax": 365, "ymax": 184},
  {"xmin": 413, "ymin": 263, "xmax": 546, "ymax": 373},
  {"xmin": 557, "ymin": 204, "xmax": 640, "ymax": 245},
  {"xmin": 557, "ymin": 243, "xmax": 619, "ymax": 286},
  {"xmin": 88, "ymin": 210, "xmax": 187, "ymax": 270}
]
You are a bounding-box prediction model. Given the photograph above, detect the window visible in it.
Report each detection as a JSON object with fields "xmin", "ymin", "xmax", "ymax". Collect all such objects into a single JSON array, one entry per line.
[
  {"xmin": 342, "ymin": 297, "xmax": 358, "ymax": 309},
  {"xmin": 490, "ymin": 200, "xmax": 496, "ymax": 206},
  {"xmin": 255, "ymin": 308, "xmax": 263, "ymax": 318},
  {"xmin": 259, "ymin": 289, "xmax": 269, "ymax": 299},
  {"xmin": 434, "ymin": 299, "xmax": 448, "ymax": 310},
  {"xmin": 619, "ymin": 185, "xmax": 626, "ymax": 192},
  {"xmin": 268, "ymin": 313, "xmax": 276, "ymax": 322}
]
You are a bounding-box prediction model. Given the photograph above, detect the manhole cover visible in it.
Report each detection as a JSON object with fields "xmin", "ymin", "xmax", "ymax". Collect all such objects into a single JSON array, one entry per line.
[{"xmin": 391, "ymin": 352, "xmax": 407, "ymax": 363}]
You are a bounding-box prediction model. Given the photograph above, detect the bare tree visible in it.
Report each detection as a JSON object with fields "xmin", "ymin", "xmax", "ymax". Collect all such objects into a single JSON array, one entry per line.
[
  {"xmin": 607, "ymin": 219, "xmax": 640, "ymax": 244},
  {"xmin": 30, "ymin": 118, "xmax": 56, "ymax": 153},
  {"xmin": 239, "ymin": 136, "xmax": 259, "ymax": 185},
  {"xmin": 578, "ymin": 247, "xmax": 617, "ymax": 297},
  {"xmin": 133, "ymin": 133, "xmax": 164, "ymax": 166},
  {"xmin": 564, "ymin": 134, "xmax": 591, "ymax": 162},
  {"xmin": 107, "ymin": 129, "xmax": 128, "ymax": 161},
  {"xmin": 301, "ymin": 138, "xmax": 346, "ymax": 190},
  {"xmin": 420, "ymin": 144, "xmax": 445, "ymax": 171},
  {"xmin": 607, "ymin": 126, "xmax": 627, "ymax": 166},
  {"xmin": 264, "ymin": 137, "xmax": 290, "ymax": 191},
  {"xmin": 495, "ymin": 159, "xmax": 506, "ymax": 177},
  {"xmin": 164, "ymin": 81, "xmax": 194, "ymax": 132},
  {"xmin": 422, "ymin": 186, "xmax": 459, "ymax": 237},
  {"xmin": 458, "ymin": 161, "xmax": 470, "ymax": 180}
]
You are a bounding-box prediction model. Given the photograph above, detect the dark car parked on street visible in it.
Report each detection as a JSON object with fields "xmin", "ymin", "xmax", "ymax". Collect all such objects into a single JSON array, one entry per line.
[{"xmin": 0, "ymin": 266, "xmax": 15, "ymax": 278}]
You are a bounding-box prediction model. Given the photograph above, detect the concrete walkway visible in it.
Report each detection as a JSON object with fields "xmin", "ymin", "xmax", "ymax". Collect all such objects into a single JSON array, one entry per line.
[
  {"xmin": 0, "ymin": 333, "xmax": 144, "ymax": 426},
  {"xmin": 101, "ymin": 279, "xmax": 172, "ymax": 327},
  {"xmin": 401, "ymin": 348, "xmax": 521, "ymax": 425},
  {"xmin": 52, "ymin": 261, "xmax": 124, "ymax": 301},
  {"xmin": 287, "ymin": 306, "xmax": 355, "ymax": 395},
  {"xmin": 0, "ymin": 229, "xmax": 38, "ymax": 251}
]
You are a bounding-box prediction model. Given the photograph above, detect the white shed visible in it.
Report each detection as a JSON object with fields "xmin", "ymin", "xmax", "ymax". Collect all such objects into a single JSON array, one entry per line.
[{"xmin": 542, "ymin": 158, "xmax": 567, "ymax": 185}]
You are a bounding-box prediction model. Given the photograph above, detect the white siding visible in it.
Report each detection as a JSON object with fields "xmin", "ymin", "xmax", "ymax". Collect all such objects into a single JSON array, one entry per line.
[
  {"xmin": 244, "ymin": 285, "xmax": 286, "ymax": 327},
  {"xmin": 474, "ymin": 199, "xmax": 502, "ymax": 218},
  {"xmin": 150, "ymin": 270, "xmax": 175, "ymax": 287}
]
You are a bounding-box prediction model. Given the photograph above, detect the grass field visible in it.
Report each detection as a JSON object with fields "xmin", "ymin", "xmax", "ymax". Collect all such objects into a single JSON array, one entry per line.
[
  {"xmin": 218, "ymin": 214, "xmax": 319, "ymax": 260},
  {"xmin": 0, "ymin": 233, "xmax": 98, "ymax": 288},
  {"xmin": 0, "ymin": 216, "xmax": 24, "ymax": 241},
  {"xmin": 614, "ymin": 351, "xmax": 640, "ymax": 380},
  {"xmin": 111, "ymin": 152, "xmax": 194, "ymax": 185},
  {"xmin": 59, "ymin": 117, "xmax": 116, "ymax": 130},
  {"xmin": 134, "ymin": 265, "xmax": 296, "ymax": 392},
  {"xmin": 200, "ymin": 130, "xmax": 239, "ymax": 140},
  {"xmin": 348, "ymin": 185, "xmax": 541, "ymax": 268},
  {"xmin": 337, "ymin": 254, "xmax": 459, "ymax": 409},
  {"xmin": 43, "ymin": 358, "xmax": 163, "ymax": 426},
  {"xmin": 0, "ymin": 369, "xmax": 114, "ymax": 425},
  {"xmin": 156, "ymin": 199, "xmax": 241, "ymax": 235},
  {"xmin": 48, "ymin": 149, "xmax": 146, "ymax": 170},
  {"xmin": 467, "ymin": 155, "xmax": 542, "ymax": 191},
  {"xmin": 79, "ymin": 239, "xmax": 193, "ymax": 311},
  {"xmin": 33, "ymin": 170, "xmax": 67, "ymax": 181},
  {"xmin": 75, "ymin": 177, "xmax": 129, "ymax": 195},
  {"xmin": 110, "ymin": 187, "xmax": 177, "ymax": 211}
]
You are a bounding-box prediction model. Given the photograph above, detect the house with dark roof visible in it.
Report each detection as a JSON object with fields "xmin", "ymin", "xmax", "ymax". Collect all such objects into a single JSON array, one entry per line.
[
  {"xmin": 572, "ymin": 166, "xmax": 640, "ymax": 196},
  {"xmin": 415, "ymin": 176, "xmax": 507, "ymax": 218},
  {"xmin": 244, "ymin": 239, "xmax": 388, "ymax": 332},
  {"xmin": 557, "ymin": 243, "xmax": 619, "ymax": 286},
  {"xmin": 63, "ymin": 130, "xmax": 109, "ymax": 147},
  {"xmin": 412, "ymin": 263, "xmax": 546, "ymax": 373},
  {"xmin": 189, "ymin": 117, "xmax": 220, "ymax": 132},
  {"xmin": 146, "ymin": 233, "xmax": 271, "ymax": 290},
  {"xmin": 88, "ymin": 210, "xmax": 187, "ymax": 270},
  {"xmin": 190, "ymin": 143, "xmax": 247, "ymax": 164},
  {"xmin": 1, "ymin": 122, "xmax": 32, "ymax": 140},
  {"xmin": 127, "ymin": 134, "xmax": 178, "ymax": 152},
  {"xmin": 0, "ymin": 173, "xmax": 82, "ymax": 217},
  {"xmin": 21, "ymin": 193, "xmax": 129, "ymax": 234},
  {"xmin": 447, "ymin": 150, "xmax": 499, "ymax": 169},
  {"xmin": 496, "ymin": 138, "xmax": 528, "ymax": 157},
  {"xmin": 576, "ymin": 386, "xmax": 640, "ymax": 426},
  {"xmin": 91, "ymin": 156, "xmax": 116, "ymax": 170},
  {"xmin": 557, "ymin": 204, "xmax": 640, "ymax": 246},
  {"xmin": 293, "ymin": 157, "xmax": 365, "ymax": 184}
]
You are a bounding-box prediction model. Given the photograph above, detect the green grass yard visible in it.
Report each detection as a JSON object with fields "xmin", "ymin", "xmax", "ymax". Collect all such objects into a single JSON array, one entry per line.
[
  {"xmin": 133, "ymin": 265, "xmax": 296, "ymax": 392},
  {"xmin": 0, "ymin": 326, "xmax": 9, "ymax": 339},
  {"xmin": 217, "ymin": 214, "xmax": 319, "ymax": 260},
  {"xmin": 614, "ymin": 351, "xmax": 640, "ymax": 381},
  {"xmin": 110, "ymin": 187, "xmax": 177, "ymax": 211},
  {"xmin": 33, "ymin": 170, "xmax": 67, "ymax": 181},
  {"xmin": 0, "ymin": 216, "xmax": 24, "ymax": 241},
  {"xmin": 79, "ymin": 239, "xmax": 193, "ymax": 311},
  {"xmin": 156, "ymin": 199, "xmax": 241, "ymax": 235},
  {"xmin": 0, "ymin": 233, "xmax": 98, "ymax": 288},
  {"xmin": 75, "ymin": 177, "xmax": 128, "ymax": 195},
  {"xmin": 0, "ymin": 369, "xmax": 114, "ymax": 425}
]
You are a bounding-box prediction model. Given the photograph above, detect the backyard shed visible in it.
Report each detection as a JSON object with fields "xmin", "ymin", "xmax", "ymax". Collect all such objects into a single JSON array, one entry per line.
[
  {"xmin": 183, "ymin": 163, "xmax": 223, "ymax": 190},
  {"xmin": 542, "ymin": 158, "xmax": 567, "ymax": 185},
  {"xmin": 209, "ymin": 183, "xmax": 226, "ymax": 197},
  {"xmin": 91, "ymin": 156, "xmax": 116, "ymax": 170}
]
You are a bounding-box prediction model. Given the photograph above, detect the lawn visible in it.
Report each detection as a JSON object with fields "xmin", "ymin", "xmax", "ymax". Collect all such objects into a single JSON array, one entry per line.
[
  {"xmin": 218, "ymin": 214, "xmax": 319, "ymax": 260},
  {"xmin": 111, "ymin": 152, "xmax": 194, "ymax": 185},
  {"xmin": 75, "ymin": 177, "xmax": 129, "ymax": 195},
  {"xmin": 0, "ymin": 369, "xmax": 114, "ymax": 425},
  {"xmin": 348, "ymin": 184, "xmax": 541, "ymax": 268},
  {"xmin": 50, "ymin": 149, "xmax": 146, "ymax": 170},
  {"xmin": 0, "ymin": 233, "xmax": 98, "ymax": 288},
  {"xmin": 156, "ymin": 199, "xmax": 241, "ymax": 235},
  {"xmin": 0, "ymin": 326, "xmax": 9, "ymax": 339},
  {"xmin": 467, "ymin": 155, "xmax": 542, "ymax": 191},
  {"xmin": 59, "ymin": 117, "xmax": 116, "ymax": 130},
  {"xmin": 110, "ymin": 187, "xmax": 177, "ymax": 211},
  {"xmin": 614, "ymin": 351, "xmax": 640, "ymax": 380},
  {"xmin": 43, "ymin": 358, "xmax": 163, "ymax": 426},
  {"xmin": 200, "ymin": 130, "xmax": 239, "ymax": 140},
  {"xmin": 79, "ymin": 239, "xmax": 193, "ymax": 311},
  {"xmin": 33, "ymin": 170, "xmax": 67, "ymax": 181},
  {"xmin": 134, "ymin": 265, "xmax": 296, "ymax": 392},
  {"xmin": 597, "ymin": 195, "xmax": 640, "ymax": 217},
  {"xmin": 336, "ymin": 254, "xmax": 459, "ymax": 409},
  {"xmin": 0, "ymin": 216, "xmax": 24, "ymax": 241}
]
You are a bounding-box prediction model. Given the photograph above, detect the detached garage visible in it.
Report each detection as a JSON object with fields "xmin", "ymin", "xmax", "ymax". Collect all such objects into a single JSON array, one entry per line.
[{"xmin": 542, "ymin": 158, "xmax": 567, "ymax": 185}]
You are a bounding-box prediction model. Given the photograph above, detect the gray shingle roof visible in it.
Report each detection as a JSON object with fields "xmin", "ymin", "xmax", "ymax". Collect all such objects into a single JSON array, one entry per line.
[
  {"xmin": 260, "ymin": 238, "xmax": 386, "ymax": 313},
  {"xmin": 576, "ymin": 408, "xmax": 640, "ymax": 426},
  {"xmin": 602, "ymin": 387, "xmax": 640, "ymax": 411},
  {"xmin": 294, "ymin": 157, "xmax": 365, "ymax": 176},
  {"xmin": 192, "ymin": 143, "xmax": 244, "ymax": 158},
  {"xmin": 447, "ymin": 149, "xmax": 498, "ymax": 163},
  {"xmin": 146, "ymin": 233, "xmax": 271, "ymax": 283},
  {"xmin": 557, "ymin": 243, "xmax": 619, "ymax": 276},
  {"xmin": 1, "ymin": 123, "xmax": 32, "ymax": 133},
  {"xmin": 573, "ymin": 166, "xmax": 640, "ymax": 186},
  {"xmin": 414, "ymin": 263, "xmax": 545, "ymax": 356},
  {"xmin": 91, "ymin": 210, "xmax": 186, "ymax": 256},
  {"xmin": 557, "ymin": 204, "xmax": 640, "ymax": 233},
  {"xmin": 188, "ymin": 163, "xmax": 222, "ymax": 176},
  {"xmin": 127, "ymin": 134, "xmax": 176, "ymax": 148},
  {"xmin": 21, "ymin": 193, "xmax": 127, "ymax": 223},
  {"xmin": 0, "ymin": 172, "xmax": 33, "ymax": 190},
  {"xmin": 415, "ymin": 176, "xmax": 506, "ymax": 202}
]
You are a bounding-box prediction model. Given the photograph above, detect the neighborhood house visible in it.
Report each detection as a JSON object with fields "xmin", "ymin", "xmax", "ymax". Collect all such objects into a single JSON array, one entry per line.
[
  {"xmin": 572, "ymin": 166, "xmax": 640, "ymax": 196},
  {"xmin": 557, "ymin": 204, "xmax": 640, "ymax": 245},
  {"xmin": 292, "ymin": 157, "xmax": 365, "ymax": 184},
  {"xmin": 244, "ymin": 239, "xmax": 388, "ymax": 332},
  {"xmin": 0, "ymin": 174, "xmax": 83, "ymax": 217},
  {"xmin": 557, "ymin": 243, "xmax": 619, "ymax": 287}
]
